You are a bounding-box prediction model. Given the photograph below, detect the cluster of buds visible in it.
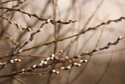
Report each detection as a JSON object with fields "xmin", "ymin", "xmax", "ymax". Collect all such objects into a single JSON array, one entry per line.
[
  {"xmin": 0, "ymin": 14, "xmax": 33, "ymax": 31},
  {"xmin": 0, "ymin": 7, "xmax": 77, "ymax": 25},
  {"xmin": 10, "ymin": 21, "xmax": 33, "ymax": 31},
  {"xmin": 10, "ymin": 58, "xmax": 21, "ymax": 64},
  {"xmin": 16, "ymin": 19, "xmax": 52, "ymax": 54},
  {"xmin": 0, "ymin": 62, "xmax": 6, "ymax": 68},
  {"xmin": 79, "ymin": 36, "xmax": 125, "ymax": 57},
  {"xmin": 87, "ymin": 17, "xmax": 125, "ymax": 32},
  {"xmin": 50, "ymin": 69, "xmax": 59, "ymax": 74},
  {"xmin": 49, "ymin": 59, "xmax": 88, "ymax": 74},
  {"xmin": 31, "ymin": 54, "xmax": 55, "ymax": 69}
]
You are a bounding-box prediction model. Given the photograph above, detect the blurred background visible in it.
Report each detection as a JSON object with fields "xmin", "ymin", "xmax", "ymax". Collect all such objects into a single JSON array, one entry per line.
[{"xmin": 0, "ymin": 0, "xmax": 125, "ymax": 84}]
